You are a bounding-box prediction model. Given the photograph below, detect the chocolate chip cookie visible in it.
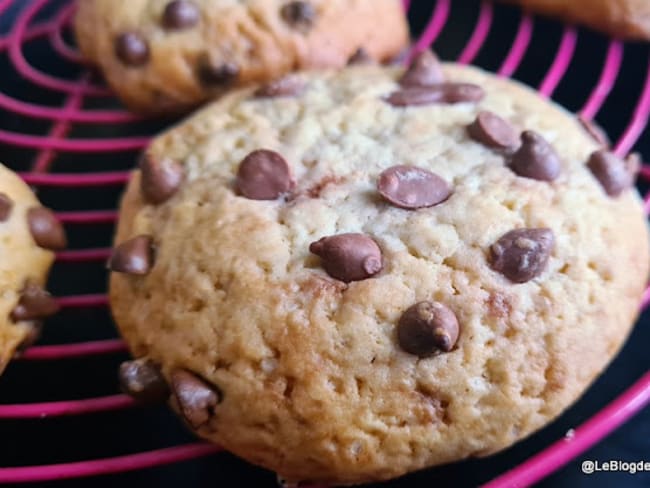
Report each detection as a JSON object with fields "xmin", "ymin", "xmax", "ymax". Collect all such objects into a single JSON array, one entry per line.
[
  {"xmin": 74, "ymin": 0, "xmax": 409, "ymax": 115},
  {"xmin": 501, "ymin": 0, "xmax": 650, "ymax": 40},
  {"xmin": 109, "ymin": 54, "xmax": 649, "ymax": 484},
  {"xmin": 0, "ymin": 164, "xmax": 65, "ymax": 373}
]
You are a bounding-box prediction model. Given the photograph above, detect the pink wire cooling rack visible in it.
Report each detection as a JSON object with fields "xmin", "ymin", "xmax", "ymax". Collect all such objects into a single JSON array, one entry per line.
[{"xmin": 0, "ymin": 0, "xmax": 648, "ymax": 486}]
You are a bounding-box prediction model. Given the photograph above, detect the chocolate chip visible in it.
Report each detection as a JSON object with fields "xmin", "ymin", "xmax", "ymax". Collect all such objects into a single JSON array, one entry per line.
[
  {"xmin": 108, "ymin": 235, "xmax": 155, "ymax": 275},
  {"xmin": 0, "ymin": 193, "xmax": 13, "ymax": 221},
  {"xmin": 280, "ymin": 1, "xmax": 316, "ymax": 30},
  {"xmin": 399, "ymin": 50, "xmax": 444, "ymax": 87},
  {"xmin": 163, "ymin": 0, "xmax": 200, "ymax": 30},
  {"xmin": 11, "ymin": 283, "xmax": 59, "ymax": 322},
  {"xmin": 115, "ymin": 33, "xmax": 150, "ymax": 66},
  {"xmin": 578, "ymin": 116, "xmax": 610, "ymax": 148},
  {"xmin": 309, "ymin": 233, "xmax": 382, "ymax": 283},
  {"xmin": 509, "ymin": 131, "xmax": 561, "ymax": 182},
  {"xmin": 386, "ymin": 83, "xmax": 485, "ymax": 107},
  {"xmin": 171, "ymin": 369, "xmax": 221, "ymax": 429},
  {"xmin": 197, "ymin": 56, "xmax": 239, "ymax": 86},
  {"xmin": 140, "ymin": 154, "xmax": 184, "ymax": 204},
  {"xmin": 397, "ymin": 301, "xmax": 459, "ymax": 357},
  {"xmin": 236, "ymin": 150, "xmax": 294, "ymax": 200},
  {"xmin": 254, "ymin": 76, "xmax": 305, "ymax": 98},
  {"xmin": 587, "ymin": 149, "xmax": 634, "ymax": 197},
  {"xmin": 348, "ymin": 48, "xmax": 373, "ymax": 65},
  {"xmin": 467, "ymin": 111, "xmax": 519, "ymax": 150},
  {"xmin": 119, "ymin": 358, "xmax": 170, "ymax": 404},
  {"xmin": 489, "ymin": 228, "xmax": 555, "ymax": 283},
  {"xmin": 28, "ymin": 207, "xmax": 66, "ymax": 250},
  {"xmin": 377, "ymin": 165, "xmax": 451, "ymax": 209}
]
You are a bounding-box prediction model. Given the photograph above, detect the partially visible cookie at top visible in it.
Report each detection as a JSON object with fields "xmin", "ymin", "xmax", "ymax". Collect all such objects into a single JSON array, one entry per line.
[
  {"xmin": 74, "ymin": 0, "xmax": 409, "ymax": 115},
  {"xmin": 500, "ymin": 0, "xmax": 650, "ymax": 40},
  {"xmin": 0, "ymin": 164, "xmax": 65, "ymax": 373},
  {"xmin": 109, "ymin": 52, "xmax": 649, "ymax": 485}
]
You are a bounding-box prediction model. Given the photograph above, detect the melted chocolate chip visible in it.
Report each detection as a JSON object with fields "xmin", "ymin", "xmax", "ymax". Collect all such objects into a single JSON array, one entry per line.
[
  {"xmin": 119, "ymin": 358, "xmax": 170, "ymax": 404},
  {"xmin": 255, "ymin": 76, "xmax": 305, "ymax": 98},
  {"xmin": 280, "ymin": 1, "xmax": 316, "ymax": 30},
  {"xmin": 578, "ymin": 115, "xmax": 610, "ymax": 148},
  {"xmin": 378, "ymin": 165, "xmax": 451, "ymax": 209},
  {"xmin": 108, "ymin": 235, "xmax": 155, "ymax": 275},
  {"xmin": 309, "ymin": 233, "xmax": 383, "ymax": 283},
  {"xmin": 399, "ymin": 50, "xmax": 444, "ymax": 87},
  {"xmin": 27, "ymin": 207, "xmax": 67, "ymax": 250},
  {"xmin": 509, "ymin": 131, "xmax": 561, "ymax": 182},
  {"xmin": 197, "ymin": 56, "xmax": 239, "ymax": 86},
  {"xmin": 140, "ymin": 154, "xmax": 184, "ymax": 204},
  {"xmin": 115, "ymin": 32, "xmax": 150, "ymax": 66},
  {"xmin": 171, "ymin": 369, "xmax": 221, "ymax": 429},
  {"xmin": 348, "ymin": 47, "xmax": 373, "ymax": 65},
  {"xmin": 236, "ymin": 150, "xmax": 294, "ymax": 200},
  {"xmin": 11, "ymin": 283, "xmax": 59, "ymax": 322},
  {"xmin": 587, "ymin": 149, "xmax": 634, "ymax": 197},
  {"xmin": 0, "ymin": 193, "xmax": 13, "ymax": 221},
  {"xmin": 397, "ymin": 301, "xmax": 460, "ymax": 357},
  {"xmin": 467, "ymin": 111, "xmax": 519, "ymax": 150},
  {"xmin": 386, "ymin": 83, "xmax": 485, "ymax": 107},
  {"xmin": 489, "ymin": 228, "xmax": 555, "ymax": 283},
  {"xmin": 163, "ymin": 0, "xmax": 200, "ymax": 30}
]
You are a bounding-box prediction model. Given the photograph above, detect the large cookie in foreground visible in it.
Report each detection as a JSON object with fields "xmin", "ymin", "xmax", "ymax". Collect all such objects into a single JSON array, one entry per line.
[
  {"xmin": 109, "ymin": 56, "xmax": 649, "ymax": 484},
  {"xmin": 74, "ymin": 0, "xmax": 409, "ymax": 115},
  {"xmin": 0, "ymin": 164, "xmax": 64, "ymax": 373}
]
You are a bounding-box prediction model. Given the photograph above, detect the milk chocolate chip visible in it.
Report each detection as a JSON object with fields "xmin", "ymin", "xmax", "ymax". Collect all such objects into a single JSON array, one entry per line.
[
  {"xmin": 386, "ymin": 83, "xmax": 485, "ymax": 107},
  {"xmin": 490, "ymin": 228, "xmax": 555, "ymax": 283},
  {"xmin": 509, "ymin": 131, "xmax": 561, "ymax": 182},
  {"xmin": 281, "ymin": 1, "xmax": 316, "ymax": 30},
  {"xmin": 163, "ymin": 0, "xmax": 200, "ymax": 30},
  {"xmin": 0, "ymin": 193, "xmax": 13, "ymax": 221},
  {"xmin": 119, "ymin": 358, "xmax": 170, "ymax": 404},
  {"xmin": 171, "ymin": 369, "xmax": 221, "ymax": 429},
  {"xmin": 236, "ymin": 150, "xmax": 294, "ymax": 200},
  {"xmin": 255, "ymin": 76, "xmax": 305, "ymax": 98},
  {"xmin": 28, "ymin": 207, "xmax": 67, "ymax": 250},
  {"xmin": 11, "ymin": 283, "xmax": 59, "ymax": 322},
  {"xmin": 378, "ymin": 165, "xmax": 451, "ymax": 209},
  {"xmin": 587, "ymin": 149, "xmax": 634, "ymax": 197},
  {"xmin": 115, "ymin": 33, "xmax": 149, "ymax": 66},
  {"xmin": 140, "ymin": 154, "xmax": 184, "ymax": 204},
  {"xmin": 398, "ymin": 301, "xmax": 459, "ymax": 357},
  {"xmin": 467, "ymin": 111, "xmax": 519, "ymax": 150},
  {"xmin": 108, "ymin": 235, "xmax": 155, "ymax": 275},
  {"xmin": 309, "ymin": 233, "xmax": 382, "ymax": 283},
  {"xmin": 348, "ymin": 48, "xmax": 373, "ymax": 65},
  {"xmin": 197, "ymin": 56, "xmax": 239, "ymax": 86},
  {"xmin": 399, "ymin": 50, "xmax": 444, "ymax": 87}
]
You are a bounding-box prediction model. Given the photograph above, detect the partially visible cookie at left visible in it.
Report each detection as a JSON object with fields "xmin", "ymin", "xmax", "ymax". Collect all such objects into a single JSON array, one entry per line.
[{"xmin": 0, "ymin": 164, "xmax": 65, "ymax": 373}]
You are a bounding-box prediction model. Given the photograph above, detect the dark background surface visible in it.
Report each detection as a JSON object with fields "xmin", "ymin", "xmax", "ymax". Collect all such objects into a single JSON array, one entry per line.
[{"xmin": 0, "ymin": 0, "xmax": 648, "ymax": 487}]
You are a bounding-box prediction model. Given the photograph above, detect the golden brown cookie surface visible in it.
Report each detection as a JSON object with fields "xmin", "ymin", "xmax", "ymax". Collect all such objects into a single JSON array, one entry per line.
[
  {"xmin": 110, "ymin": 62, "xmax": 649, "ymax": 484},
  {"xmin": 74, "ymin": 0, "xmax": 409, "ymax": 114},
  {"xmin": 502, "ymin": 0, "xmax": 650, "ymax": 40},
  {"xmin": 0, "ymin": 164, "xmax": 63, "ymax": 373}
]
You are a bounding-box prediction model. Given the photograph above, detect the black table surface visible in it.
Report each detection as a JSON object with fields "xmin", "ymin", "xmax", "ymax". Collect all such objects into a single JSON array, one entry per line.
[{"xmin": 0, "ymin": 1, "xmax": 648, "ymax": 487}]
